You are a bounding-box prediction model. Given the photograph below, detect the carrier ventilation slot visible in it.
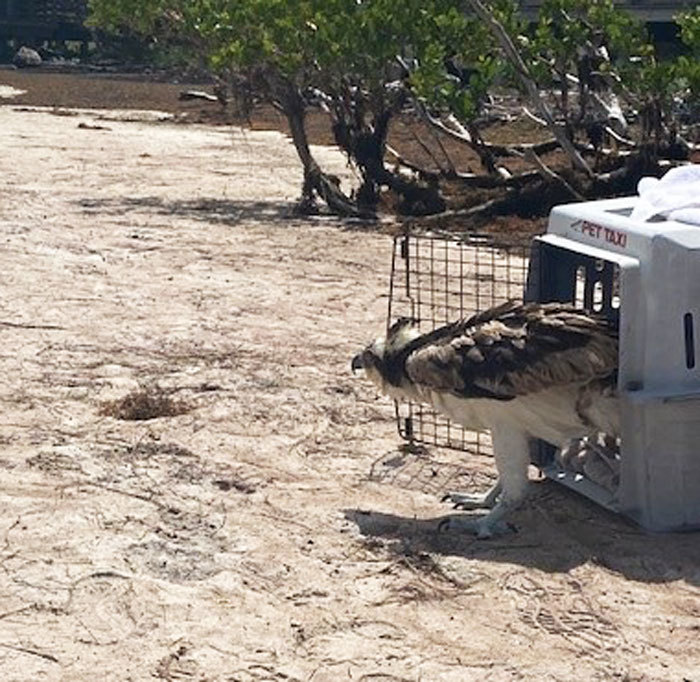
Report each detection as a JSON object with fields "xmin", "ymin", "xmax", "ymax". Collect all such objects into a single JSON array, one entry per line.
[{"xmin": 684, "ymin": 312, "xmax": 695, "ymax": 370}]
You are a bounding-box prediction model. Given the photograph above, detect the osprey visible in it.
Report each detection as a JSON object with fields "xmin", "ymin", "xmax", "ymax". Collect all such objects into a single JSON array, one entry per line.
[{"xmin": 352, "ymin": 301, "xmax": 619, "ymax": 538}]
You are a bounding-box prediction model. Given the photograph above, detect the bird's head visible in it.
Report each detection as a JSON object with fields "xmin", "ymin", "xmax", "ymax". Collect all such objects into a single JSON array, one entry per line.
[{"xmin": 351, "ymin": 317, "xmax": 421, "ymax": 398}]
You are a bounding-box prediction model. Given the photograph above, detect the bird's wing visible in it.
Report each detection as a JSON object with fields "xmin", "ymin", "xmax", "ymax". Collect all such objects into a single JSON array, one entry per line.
[{"xmin": 404, "ymin": 301, "xmax": 618, "ymax": 400}]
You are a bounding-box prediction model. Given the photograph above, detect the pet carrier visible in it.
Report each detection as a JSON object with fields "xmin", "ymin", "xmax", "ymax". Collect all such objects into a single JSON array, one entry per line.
[{"xmin": 389, "ymin": 197, "xmax": 700, "ymax": 532}]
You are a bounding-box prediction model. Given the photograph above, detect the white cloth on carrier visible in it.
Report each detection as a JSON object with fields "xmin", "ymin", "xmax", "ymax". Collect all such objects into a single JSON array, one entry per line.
[{"xmin": 630, "ymin": 164, "xmax": 700, "ymax": 225}]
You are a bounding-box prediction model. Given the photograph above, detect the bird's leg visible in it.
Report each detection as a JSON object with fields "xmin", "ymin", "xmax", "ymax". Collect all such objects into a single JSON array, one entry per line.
[
  {"xmin": 442, "ymin": 480, "xmax": 502, "ymax": 510},
  {"xmin": 439, "ymin": 425, "xmax": 530, "ymax": 539}
]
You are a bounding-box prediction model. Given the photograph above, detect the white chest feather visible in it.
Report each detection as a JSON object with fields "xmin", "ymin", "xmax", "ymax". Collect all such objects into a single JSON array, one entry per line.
[{"xmin": 419, "ymin": 385, "xmax": 617, "ymax": 447}]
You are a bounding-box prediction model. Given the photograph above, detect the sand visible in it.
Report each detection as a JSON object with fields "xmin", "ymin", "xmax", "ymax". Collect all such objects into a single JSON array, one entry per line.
[{"xmin": 0, "ymin": 97, "xmax": 698, "ymax": 681}]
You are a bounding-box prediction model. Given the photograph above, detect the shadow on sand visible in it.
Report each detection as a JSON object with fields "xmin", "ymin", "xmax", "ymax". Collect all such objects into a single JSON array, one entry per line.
[
  {"xmin": 77, "ymin": 196, "xmax": 378, "ymax": 230},
  {"xmin": 345, "ymin": 479, "xmax": 700, "ymax": 586}
]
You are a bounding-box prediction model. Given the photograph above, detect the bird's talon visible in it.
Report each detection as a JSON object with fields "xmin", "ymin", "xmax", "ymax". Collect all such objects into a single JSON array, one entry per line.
[{"xmin": 438, "ymin": 514, "xmax": 514, "ymax": 539}]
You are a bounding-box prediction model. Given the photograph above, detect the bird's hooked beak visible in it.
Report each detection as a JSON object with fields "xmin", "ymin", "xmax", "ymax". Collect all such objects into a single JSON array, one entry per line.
[{"xmin": 351, "ymin": 352, "xmax": 365, "ymax": 374}]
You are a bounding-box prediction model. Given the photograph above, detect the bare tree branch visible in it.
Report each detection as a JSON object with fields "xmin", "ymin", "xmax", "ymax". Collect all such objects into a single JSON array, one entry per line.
[
  {"xmin": 524, "ymin": 149, "xmax": 586, "ymax": 201},
  {"xmin": 404, "ymin": 195, "xmax": 511, "ymax": 228},
  {"xmin": 420, "ymin": 102, "xmax": 560, "ymax": 158},
  {"xmin": 603, "ymin": 125, "xmax": 637, "ymax": 148},
  {"xmin": 385, "ymin": 145, "xmax": 441, "ymax": 180},
  {"xmin": 405, "ymin": 125, "xmax": 451, "ymax": 174},
  {"xmin": 465, "ymin": 0, "xmax": 594, "ymax": 177},
  {"xmin": 425, "ymin": 122, "xmax": 458, "ymax": 175},
  {"xmin": 522, "ymin": 106, "xmax": 547, "ymax": 127}
]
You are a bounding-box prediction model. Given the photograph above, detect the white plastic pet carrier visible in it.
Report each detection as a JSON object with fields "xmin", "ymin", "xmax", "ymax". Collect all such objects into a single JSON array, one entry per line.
[
  {"xmin": 530, "ymin": 197, "xmax": 700, "ymax": 531},
  {"xmin": 389, "ymin": 198, "xmax": 700, "ymax": 532}
]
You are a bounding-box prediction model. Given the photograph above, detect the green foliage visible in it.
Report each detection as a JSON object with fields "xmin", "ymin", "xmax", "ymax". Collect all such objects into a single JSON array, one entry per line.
[
  {"xmin": 676, "ymin": 7, "xmax": 700, "ymax": 109},
  {"xmin": 512, "ymin": 0, "xmax": 700, "ymax": 145},
  {"xmin": 606, "ymin": 6, "xmax": 700, "ymax": 140},
  {"xmin": 88, "ymin": 0, "xmax": 509, "ymax": 122},
  {"xmin": 407, "ymin": 1, "xmax": 520, "ymax": 122},
  {"xmin": 524, "ymin": 0, "xmax": 648, "ymax": 119},
  {"xmin": 90, "ymin": 0, "xmax": 421, "ymax": 84},
  {"xmin": 87, "ymin": 0, "xmax": 173, "ymax": 35},
  {"xmin": 677, "ymin": 6, "xmax": 700, "ymax": 53},
  {"xmin": 88, "ymin": 0, "xmax": 698, "ymax": 179}
]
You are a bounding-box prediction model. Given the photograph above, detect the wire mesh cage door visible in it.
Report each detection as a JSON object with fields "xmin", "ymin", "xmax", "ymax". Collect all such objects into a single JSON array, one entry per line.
[{"xmin": 388, "ymin": 231, "xmax": 530, "ymax": 456}]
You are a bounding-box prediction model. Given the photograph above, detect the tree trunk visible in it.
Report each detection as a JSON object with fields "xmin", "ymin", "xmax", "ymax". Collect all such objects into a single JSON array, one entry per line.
[
  {"xmin": 333, "ymin": 105, "xmax": 446, "ymax": 216},
  {"xmin": 278, "ymin": 85, "xmax": 371, "ymax": 218}
]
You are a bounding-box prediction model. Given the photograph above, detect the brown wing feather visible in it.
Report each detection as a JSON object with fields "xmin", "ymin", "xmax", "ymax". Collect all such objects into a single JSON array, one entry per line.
[{"xmin": 404, "ymin": 302, "xmax": 618, "ymax": 400}]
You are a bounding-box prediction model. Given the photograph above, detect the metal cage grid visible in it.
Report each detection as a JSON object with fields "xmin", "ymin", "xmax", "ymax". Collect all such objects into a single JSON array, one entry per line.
[{"xmin": 388, "ymin": 231, "xmax": 530, "ymax": 455}]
